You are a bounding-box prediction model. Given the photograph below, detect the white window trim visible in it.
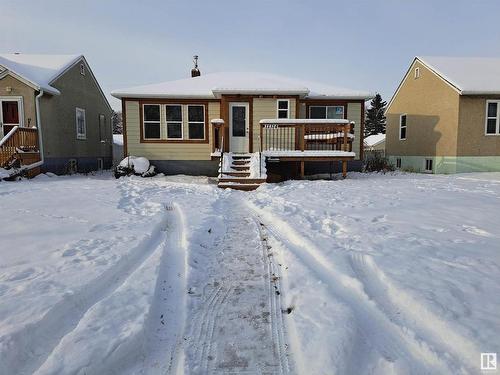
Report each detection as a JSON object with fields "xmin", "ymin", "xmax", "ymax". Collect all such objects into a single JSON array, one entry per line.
[
  {"xmin": 414, "ymin": 67, "xmax": 420, "ymax": 79},
  {"xmin": 165, "ymin": 104, "xmax": 184, "ymax": 140},
  {"xmin": 277, "ymin": 99, "xmax": 290, "ymax": 119},
  {"xmin": 142, "ymin": 104, "xmax": 161, "ymax": 140},
  {"xmin": 0, "ymin": 96, "xmax": 24, "ymax": 127},
  {"xmin": 308, "ymin": 105, "xmax": 345, "ymax": 119},
  {"xmin": 399, "ymin": 114, "xmax": 407, "ymax": 140},
  {"xmin": 485, "ymin": 100, "xmax": 500, "ymax": 136},
  {"xmin": 75, "ymin": 107, "xmax": 86, "ymax": 140},
  {"xmin": 424, "ymin": 158, "xmax": 433, "ymax": 173},
  {"xmin": 187, "ymin": 104, "xmax": 205, "ymax": 140},
  {"xmin": 80, "ymin": 63, "xmax": 85, "ymax": 76}
]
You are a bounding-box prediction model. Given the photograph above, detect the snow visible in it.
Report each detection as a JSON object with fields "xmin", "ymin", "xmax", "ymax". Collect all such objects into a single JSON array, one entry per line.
[
  {"xmin": 111, "ymin": 72, "xmax": 373, "ymax": 100},
  {"xmin": 263, "ymin": 150, "xmax": 355, "ymax": 157},
  {"xmin": 210, "ymin": 118, "xmax": 225, "ymax": 124},
  {"xmin": 119, "ymin": 156, "xmax": 150, "ymax": 174},
  {"xmin": 0, "ymin": 54, "xmax": 82, "ymax": 95},
  {"xmin": 113, "ymin": 134, "xmax": 124, "ymax": 146},
  {"xmin": 364, "ymin": 133, "xmax": 386, "ymax": 147},
  {"xmin": 0, "ymin": 172, "xmax": 499, "ymax": 374},
  {"xmin": 304, "ymin": 132, "xmax": 355, "ymax": 140},
  {"xmin": 418, "ymin": 56, "xmax": 500, "ymax": 95}
]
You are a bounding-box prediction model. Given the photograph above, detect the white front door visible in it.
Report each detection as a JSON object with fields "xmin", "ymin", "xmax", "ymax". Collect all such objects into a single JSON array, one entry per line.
[{"xmin": 229, "ymin": 102, "xmax": 249, "ymax": 153}]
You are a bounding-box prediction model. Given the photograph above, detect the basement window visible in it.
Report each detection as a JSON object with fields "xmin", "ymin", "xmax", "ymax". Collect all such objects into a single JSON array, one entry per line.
[
  {"xmin": 399, "ymin": 114, "xmax": 407, "ymax": 140},
  {"xmin": 277, "ymin": 99, "xmax": 289, "ymax": 119},
  {"xmin": 424, "ymin": 158, "xmax": 433, "ymax": 173},
  {"xmin": 396, "ymin": 158, "xmax": 402, "ymax": 168},
  {"xmin": 485, "ymin": 100, "xmax": 500, "ymax": 135}
]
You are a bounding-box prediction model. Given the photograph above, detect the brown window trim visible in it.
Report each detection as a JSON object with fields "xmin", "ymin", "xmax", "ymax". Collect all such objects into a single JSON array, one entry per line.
[
  {"xmin": 139, "ymin": 99, "xmax": 210, "ymax": 144},
  {"xmin": 303, "ymin": 100, "xmax": 349, "ymax": 120}
]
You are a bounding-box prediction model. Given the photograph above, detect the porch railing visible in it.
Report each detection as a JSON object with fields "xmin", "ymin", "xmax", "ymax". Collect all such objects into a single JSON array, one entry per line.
[
  {"xmin": 259, "ymin": 119, "xmax": 354, "ymax": 153},
  {"xmin": 0, "ymin": 126, "xmax": 39, "ymax": 167}
]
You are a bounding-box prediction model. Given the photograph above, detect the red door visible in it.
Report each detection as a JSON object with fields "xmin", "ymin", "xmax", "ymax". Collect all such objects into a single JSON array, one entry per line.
[{"xmin": 1, "ymin": 101, "xmax": 20, "ymax": 135}]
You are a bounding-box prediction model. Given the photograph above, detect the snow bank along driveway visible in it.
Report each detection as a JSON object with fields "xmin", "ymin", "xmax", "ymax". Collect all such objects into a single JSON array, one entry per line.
[{"xmin": 0, "ymin": 172, "xmax": 499, "ymax": 374}]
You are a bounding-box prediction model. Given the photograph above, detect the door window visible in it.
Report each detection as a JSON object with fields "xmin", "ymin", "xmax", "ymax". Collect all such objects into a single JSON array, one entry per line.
[{"xmin": 232, "ymin": 106, "xmax": 246, "ymax": 137}]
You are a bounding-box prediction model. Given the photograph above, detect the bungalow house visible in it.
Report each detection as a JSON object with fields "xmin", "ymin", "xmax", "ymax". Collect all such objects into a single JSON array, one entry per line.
[
  {"xmin": 0, "ymin": 54, "xmax": 113, "ymax": 177},
  {"xmin": 112, "ymin": 62, "xmax": 372, "ymax": 189},
  {"xmin": 386, "ymin": 56, "xmax": 500, "ymax": 173}
]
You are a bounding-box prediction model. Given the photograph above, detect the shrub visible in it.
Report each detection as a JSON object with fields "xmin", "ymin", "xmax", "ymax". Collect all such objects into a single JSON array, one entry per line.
[{"xmin": 364, "ymin": 153, "xmax": 395, "ymax": 173}]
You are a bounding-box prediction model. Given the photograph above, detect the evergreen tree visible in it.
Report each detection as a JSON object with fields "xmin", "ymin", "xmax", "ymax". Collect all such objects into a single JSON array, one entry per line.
[
  {"xmin": 112, "ymin": 111, "xmax": 123, "ymax": 134},
  {"xmin": 364, "ymin": 93, "xmax": 387, "ymax": 136}
]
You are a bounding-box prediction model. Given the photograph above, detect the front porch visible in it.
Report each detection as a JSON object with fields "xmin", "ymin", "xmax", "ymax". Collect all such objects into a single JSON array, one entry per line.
[
  {"xmin": 0, "ymin": 126, "xmax": 41, "ymax": 179},
  {"xmin": 212, "ymin": 118, "xmax": 356, "ymax": 189}
]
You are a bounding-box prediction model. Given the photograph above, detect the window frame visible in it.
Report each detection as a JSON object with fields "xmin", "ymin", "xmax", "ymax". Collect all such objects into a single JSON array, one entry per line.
[
  {"xmin": 414, "ymin": 67, "xmax": 420, "ymax": 79},
  {"xmin": 277, "ymin": 99, "xmax": 290, "ymax": 119},
  {"xmin": 485, "ymin": 100, "xmax": 500, "ymax": 136},
  {"xmin": 75, "ymin": 107, "xmax": 86, "ymax": 140},
  {"xmin": 142, "ymin": 104, "xmax": 161, "ymax": 140},
  {"xmin": 80, "ymin": 63, "xmax": 85, "ymax": 76},
  {"xmin": 165, "ymin": 104, "xmax": 183, "ymax": 140},
  {"xmin": 308, "ymin": 105, "xmax": 345, "ymax": 119},
  {"xmin": 399, "ymin": 114, "xmax": 407, "ymax": 140},
  {"xmin": 187, "ymin": 104, "xmax": 205, "ymax": 140},
  {"xmin": 396, "ymin": 157, "xmax": 402, "ymax": 168},
  {"xmin": 99, "ymin": 114, "xmax": 106, "ymax": 142}
]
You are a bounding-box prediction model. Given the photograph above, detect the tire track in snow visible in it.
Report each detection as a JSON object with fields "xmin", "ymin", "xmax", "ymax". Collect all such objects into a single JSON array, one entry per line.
[
  {"xmin": 246, "ymin": 201, "xmax": 455, "ymax": 374},
  {"xmin": 3, "ymin": 212, "xmax": 170, "ymax": 375}
]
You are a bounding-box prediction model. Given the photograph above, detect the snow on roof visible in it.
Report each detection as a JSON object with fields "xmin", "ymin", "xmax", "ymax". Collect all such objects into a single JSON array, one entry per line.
[
  {"xmin": 111, "ymin": 72, "xmax": 372, "ymax": 100},
  {"xmin": 0, "ymin": 53, "xmax": 82, "ymax": 95},
  {"xmin": 364, "ymin": 133, "xmax": 385, "ymax": 147},
  {"xmin": 418, "ymin": 56, "xmax": 500, "ymax": 95}
]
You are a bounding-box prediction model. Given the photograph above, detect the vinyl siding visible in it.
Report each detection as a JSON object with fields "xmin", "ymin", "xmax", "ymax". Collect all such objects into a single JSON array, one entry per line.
[
  {"xmin": 347, "ymin": 102, "xmax": 362, "ymax": 160},
  {"xmin": 125, "ymin": 100, "xmax": 218, "ymax": 160},
  {"xmin": 253, "ymin": 98, "xmax": 296, "ymax": 151}
]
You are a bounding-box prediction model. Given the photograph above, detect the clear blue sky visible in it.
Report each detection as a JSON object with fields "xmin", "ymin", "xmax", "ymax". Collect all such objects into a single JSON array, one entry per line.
[{"xmin": 2, "ymin": 0, "xmax": 499, "ymax": 110}]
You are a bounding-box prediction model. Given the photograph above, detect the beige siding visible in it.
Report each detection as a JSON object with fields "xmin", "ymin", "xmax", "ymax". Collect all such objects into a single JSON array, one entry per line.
[
  {"xmin": 0, "ymin": 74, "xmax": 36, "ymax": 127},
  {"xmin": 252, "ymin": 98, "xmax": 296, "ymax": 151},
  {"xmin": 386, "ymin": 59, "xmax": 460, "ymax": 157},
  {"xmin": 457, "ymin": 96, "xmax": 500, "ymax": 156},
  {"xmin": 347, "ymin": 102, "xmax": 362, "ymax": 160},
  {"xmin": 125, "ymin": 100, "xmax": 212, "ymax": 160},
  {"xmin": 208, "ymin": 101, "xmax": 220, "ymax": 149}
]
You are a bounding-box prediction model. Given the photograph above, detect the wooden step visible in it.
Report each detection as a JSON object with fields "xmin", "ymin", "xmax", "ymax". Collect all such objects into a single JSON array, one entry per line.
[
  {"xmin": 230, "ymin": 165, "xmax": 250, "ymax": 171},
  {"xmin": 223, "ymin": 171, "xmax": 250, "ymax": 177},
  {"xmin": 218, "ymin": 183, "xmax": 261, "ymax": 191},
  {"xmin": 232, "ymin": 155, "xmax": 252, "ymax": 160},
  {"xmin": 232, "ymin": 160, "xmax": 250, "ymax": 165},
  {"xmin": 218, "ymin": 177, "xmax": 266, "ymax": 184}
]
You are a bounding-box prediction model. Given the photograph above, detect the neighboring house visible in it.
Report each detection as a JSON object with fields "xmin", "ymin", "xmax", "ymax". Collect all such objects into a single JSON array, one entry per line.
[
  {"xmin": 0, "ymin": 53, "xmax": 113, "ymax": 176},
  {"xmin": 112, "ymin": 68, "xmax": 371, "ymax": 187},
  {"xmin": 364, "ymin": 133, "xmax": 385, "ymax": 157},
  {"xmin": 386, "ymin": 56, "xmax": 500, "ymax": 173}
]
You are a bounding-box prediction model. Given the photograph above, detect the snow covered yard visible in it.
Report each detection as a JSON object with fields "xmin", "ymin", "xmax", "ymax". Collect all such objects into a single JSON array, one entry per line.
[{"xmin": 0, "ymin": 172, "xmax": 499, "ymax": 374}]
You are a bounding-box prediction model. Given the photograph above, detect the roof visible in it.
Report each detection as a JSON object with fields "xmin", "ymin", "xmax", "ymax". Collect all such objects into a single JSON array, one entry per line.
[
  {"xmin": 0, "ymin": 53, "xmax": 82, "ymax": 95},
  {"xmin": 364, "ymin": 133, "xmax": 385, "ymax": 147},
  {"xmin": 111, "ymin": 72, "xmax": 372, "ymax": 100}
]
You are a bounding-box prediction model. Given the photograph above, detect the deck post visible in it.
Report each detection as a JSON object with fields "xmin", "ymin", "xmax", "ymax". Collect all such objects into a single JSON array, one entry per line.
[
  {"xmin": 300, "ymin": 161, "xmax": 305, "ymax": 179},
  {"xmin": 343, "ymin": 124, "xmax": 348, "ymax": 151},
  {"xmin": 342, "ymin": 160, "xmax": 347, "ymax": 178},
  {"xmin": 300, "ymin": 124, "xmax": 305, "ymax": 151}
]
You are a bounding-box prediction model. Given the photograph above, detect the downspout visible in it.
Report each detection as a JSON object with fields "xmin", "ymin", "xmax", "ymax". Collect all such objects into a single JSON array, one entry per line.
[{"xmin": 35, "ymin": 89, "xmax": 45, "ymax": 166}]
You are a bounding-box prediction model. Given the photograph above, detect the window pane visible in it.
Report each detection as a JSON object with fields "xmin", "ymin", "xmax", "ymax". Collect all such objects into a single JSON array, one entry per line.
[
  {"xmin": 167, "ymin": 122, "xmax": 182, "ymax": 138},
  {"xmin": 145, "ymin": 122, "xmax": 160, "ymax": 138},
  {"xmin": 401, "ymin": 115, "xmax": 406, "ymax": 127},
  {"xmin": 278, "ymin": 109, "xmax": 288, "ymax": 119},
  {"xmin": 144, "ymin": 105, "xmax": 160, "ymax": 121},
  {"xmin": 189, "ymin": 122, "xmax": 204, "ymax": 139},
  {"xmin": 400, "ymin": 126, "xmax": 406, "ymax": 139},
  {"xmin": 327, "ymin": 106, "xmax": 344, "ymax": 119},
  {"xmin": 487, "ymin": 102, "xmax": 498, "ymax": 118},
  {"xmin": 278, "ymin": 100, "xmax": 288, "ymax": 110},
  {"xmin": 310, "ymin": 106, "xmax": 326, "ymax": 119},
  {"xmin": 232, "ymin": 106, "xmax": 246, "ymax": 137},
  {"xmin": 166, "ymin": 105, "xmax": 182, "ymax": 121},
  {"xmin": 486, "ymin": 119, "xmax": 497, "ymax": 134},
  {"xmin": 188, "ymin": 106, "xmax": 204, "ymax": 122}
]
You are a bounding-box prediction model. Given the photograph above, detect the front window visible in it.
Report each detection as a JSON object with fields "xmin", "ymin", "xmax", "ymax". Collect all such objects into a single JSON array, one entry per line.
[
  {"xmin": 309, "ymin": 105, "xmax": 344, "ymax": 119},
  {"xmin": 486, "ymin": 100, "xmax": 500, "ymax": 135},
  {"xmin": 188, "ymin": 105, "xmax": 205, "ymax": 139},
  {"xmin": 76, "ymin": 108, "xmax": 86, "ymax": 139},
  {"xmin": 399, "ymin": 114, "xmax": 407, "ymax": 140},
  {"xmin": 166, "ymin": 105, "xmax": 182, "ymax": 139},
  {"xmin": 277, "ymin": 100, "xmax": 289, "ymax": 119},
  {"xmin": 143, "ymin": 104, "xmax": 161, "ymax": 139}
]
